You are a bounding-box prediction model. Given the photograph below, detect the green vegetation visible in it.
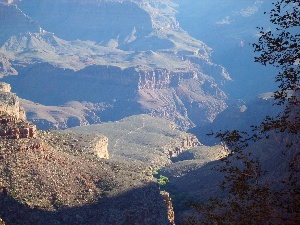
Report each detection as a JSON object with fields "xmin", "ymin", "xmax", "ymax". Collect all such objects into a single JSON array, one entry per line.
[
  {"xmin": 152, "ymin": 167, "xmax": 169, "ymax": 186},
  {"xmin": 157, "ymin": 175, "xmax": 169, "ymax": 186},
  {"xmin": 183, "ymin": 1, "xmax": 300, "ymax": 224},
  {"xmin": 152, "ymin": 167, "xmax": 159, "ymax": 175}
]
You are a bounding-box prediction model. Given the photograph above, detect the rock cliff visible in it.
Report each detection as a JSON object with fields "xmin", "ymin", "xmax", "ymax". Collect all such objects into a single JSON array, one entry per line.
[
  {"xmin": 161, "ymin": 191, "xmax": 175, "ymax": 225},
  {"xmin": 0, "ymin": 82, "xmax": 26, "ymax": 121},
  {"xmin": 0, "ymin": 82, "xmax": 109, "ymax": 157},
  {"xmin": 0, "ymin": 0, "xmax": 230, "ymax": 130},
  {"xmin": 5, "ymin": 63, "xmax": 227, "ymax": 131},
  {"xmin": 0, "ymin": 82, "xmax": 35, "ymax": 139},
  {"xmin": 0, "ymin": 82, "xmax": 172, "ymax": 224}
]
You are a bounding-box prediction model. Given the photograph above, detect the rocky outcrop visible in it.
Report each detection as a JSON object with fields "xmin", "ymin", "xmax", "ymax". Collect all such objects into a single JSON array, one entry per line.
[
  {"xmin": 0, "ymin": 82, "xmax": 35, "ymax": 139},
  {"xmin": 0, "ymin": 82, "xmax": 11, "ymax": 92},
  {"xmin": 0, "ymin": 115, "xmax": 36, "ymax": 139},
  {"xmin": 0, "ymin": 83, "xmax": 26, "ymax": 121},
  {"xmin": 0, "ymin": 92, "xmax": 26, "ymax": 120},
  {"xmin": 94, "ymin": 136, "xmax": 109, "ymax": 159},
  {"xmin": 137, "ymin": 69, "xmax": 173, "ymax": 90},
  {"xmin": 161, "ymin": 191, "xmax": 175, "ymax": 225},
  {"xmin": 164, "ymin": 134, "xmax": 199, "ymax": 159},
  {"xmin": 136, "ymin": 67, "xmax": 228, "ymax": 130}
]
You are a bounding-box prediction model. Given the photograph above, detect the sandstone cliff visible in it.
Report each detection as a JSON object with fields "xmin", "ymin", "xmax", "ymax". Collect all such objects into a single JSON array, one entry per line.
[
  {"xmin": 0, "ymin": 82, "xmax": 26, "ymax": 121},
  {"xmin": 0, "ymin": 0, "xmax": 230, "ymax": 130},
  {"xmin": 8, "ymin": 64, "xmax": 227, "ymax": 131},
  {"xmin": 0, "ymin": 82, "xmax": 35, "ymax": 139}
]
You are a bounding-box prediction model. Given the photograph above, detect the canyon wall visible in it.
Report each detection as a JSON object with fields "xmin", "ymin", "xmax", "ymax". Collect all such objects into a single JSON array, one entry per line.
[
  {"xmin": 4, "ymin": 64, "xmax": 227, "ymax": 130},
  {"xmin": 0, "ymin": 82, "xmax": 37, "ymax": 139},
  {"xmin": 0, "ymin": 0, "xmax": 231, "ymax": 130},
  {"xmin": 0, "ymin": 82, "xmax": 26, "ymax": 121}
]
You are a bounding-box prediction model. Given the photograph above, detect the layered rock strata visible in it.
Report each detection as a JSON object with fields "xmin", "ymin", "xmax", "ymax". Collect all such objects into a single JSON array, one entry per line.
[
  {"xmin": 0, "ymin": 1, "xmax": 230, "ymax": 130},
  {"xmin": 0, "ymin": 82, "xmax": 26, "ymax": 121},
  {"xmin": 0, "ymin": 115, "xmax": 36, "ymax": 139},
  {"xmin": 0, "ymin": 82, "xmax": 36, "ymax": 139}
]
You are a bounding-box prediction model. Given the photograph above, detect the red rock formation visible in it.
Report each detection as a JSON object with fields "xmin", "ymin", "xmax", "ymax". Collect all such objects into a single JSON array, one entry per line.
[{"xmin": 0, "ymin": 114, "xmax": 37, "ymax": 139}]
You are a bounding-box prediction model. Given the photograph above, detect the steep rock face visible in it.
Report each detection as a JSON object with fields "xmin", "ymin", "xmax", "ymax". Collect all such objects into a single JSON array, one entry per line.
[
  {"xmin": 0, "ymin": 0, "xmax": 231, "ymax": 130},
  {"xmin": 0, "ymin": 82, "xmax": 10, "ymax": 92},
  {"xmin": 0, "ymin": 56, "xmax": 18, "ymax": 77},
  {"xmin": 0, "ymin": 82, "xmax": 26, "ymax": 120},
  {"xmin": 0, "ymin": 82, "xmax": 36, "ymax": 139},
  {"xmin": 173, "ymin": 0, "xmax": 276, "ymax": 101},
  {"xmin": 4, "ymin": 63, "xmax": 227, "ymax": 130},
  {"xmin": 137, "ymin": 68, "xmax": 227, "ymax": 129},
  {"xmin": 0, "ymin": 115, "xmax": 36, "ymax": 139},
  {"xmin": 14, "ymin": 0, "xmax": 152, "ymax": 45},
  {"xmin": 161, "ymin": 191, "xmax": 175, "ymax": 225},
  {"xmin": 0, "ymin": 2, "xmax": 41, "ymax": 46}
]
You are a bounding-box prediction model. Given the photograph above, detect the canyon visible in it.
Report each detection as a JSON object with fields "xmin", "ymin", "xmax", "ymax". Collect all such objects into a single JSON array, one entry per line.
[
  {"xmin": 1, "ymin": 0, "xmax": 296, "ymax": 224},
  {"xmin": 0, "ymin": 81, "xmax": 175, "ymax": 224},
  {"xmin": 0, "ymin": 81, "xmax": 226, "ymax": 224},
  {"xmin": 0, "ymin": 0, "xmax": 231, "ymax": 131}
]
